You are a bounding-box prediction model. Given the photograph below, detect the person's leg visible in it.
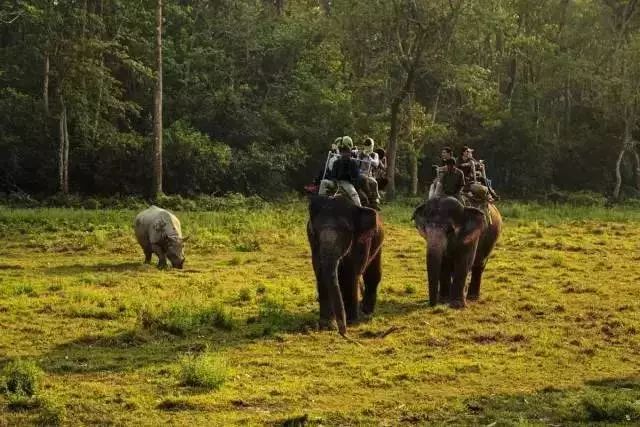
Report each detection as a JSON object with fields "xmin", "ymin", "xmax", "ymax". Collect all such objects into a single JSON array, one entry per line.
[
  {"xmin": 319, "ymin": 179, "xmax": 336, "ymax": 196},
  {"xmin": 339, "ymin": 181, "xmax": 362, "ymax": 206}
]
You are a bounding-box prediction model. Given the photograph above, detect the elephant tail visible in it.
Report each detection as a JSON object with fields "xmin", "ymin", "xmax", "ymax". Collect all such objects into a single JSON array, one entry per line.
[{"xmin": 339, "ymin": 331, "xmax": 364, "ymax": 347}]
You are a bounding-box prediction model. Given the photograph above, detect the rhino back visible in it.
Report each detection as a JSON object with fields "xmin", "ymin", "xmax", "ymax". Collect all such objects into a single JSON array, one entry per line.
[{"xmin": 135, "ymin": 206, "xmax": 182, "ymax": 243}]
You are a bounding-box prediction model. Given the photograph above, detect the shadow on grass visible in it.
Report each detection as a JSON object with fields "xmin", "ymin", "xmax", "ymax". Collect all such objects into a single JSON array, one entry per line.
[
  {"xmin": 376, "ymin": 298, "xmax": 429, "ymax": 318},
  {"xmin": 39, "ymin": 301, "xmax": 319, "ymax": 374},
  {"xmin": 437, "ymin": 376, "xmax": 640, "ymax": 426},
  {"xmin": 39, "ymin": 328, "xmax": 251, "ymax": 374},
  {"xmin": 41, "ymin": 261, "xmax": 147, "ymax": 275},
  {"xmin": 0, "ymin": 264, "xmax": 24, "ymax": 270}
]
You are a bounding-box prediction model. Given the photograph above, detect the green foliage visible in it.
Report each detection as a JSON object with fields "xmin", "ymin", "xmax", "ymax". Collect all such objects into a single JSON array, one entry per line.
[
  {"xmin": 178, "ymin": 353, "xmax": 229, "ymax": 390},
  {"xmin": 3, "ymin": 1, "xmax": 640, "ymax": 198},
  {"xmin": 1, "ymin": 360, "xmax": 43, "ymax": 397},
  {"xmin": 139, "ymin": 303, "xmax": 234, "ymax": 336},
  {"xmin": 581, "ymin": 391, "xmax": 640, "ymax": 422},
  {"xmin": 164, "ymin": 121, "xmax": 231, "ymax": 195}
]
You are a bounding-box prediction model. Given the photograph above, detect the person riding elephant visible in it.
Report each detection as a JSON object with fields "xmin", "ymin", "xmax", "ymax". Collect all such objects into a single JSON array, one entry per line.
[
  {"xmin": 356, "ymin": 137, "xmax": 382, "ymax": 210},
  {"xmin": 307, "ymin": 195, "xmax": 384, "ymax": 336},
  {"xmin": 428, "ymin": 146, "xmax": 456, "ymax": 199},
  {"xmin": 412, "ymin": 196, "xmax": 502, "ymax": 308},
  {"xmin": 457, "ymin": 146, "xmax": 478, "ymax": 189},
  {"xmin": 458, "ymin": 146, "xmax": 499, "ymax": 201},
  {"xmin": 318, "ymin": 136, "xmax": 362, "ymax": 206},
  {"xmin": 439, "ymin": 158, "xmax": 465, "ymax": 202}
]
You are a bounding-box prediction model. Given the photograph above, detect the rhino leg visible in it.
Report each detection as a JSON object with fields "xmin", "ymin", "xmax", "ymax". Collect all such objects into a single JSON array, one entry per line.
[
  {"xmin": 152, "ymin": 243, "xmax": 167, "ymax": 268},
  {"xmin": 144, "ymin": 246, "xmax": 152, "ymax": 264}
]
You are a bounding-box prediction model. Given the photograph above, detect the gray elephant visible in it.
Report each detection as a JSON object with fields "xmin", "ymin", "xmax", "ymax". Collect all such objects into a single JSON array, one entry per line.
[
  {"xmin": 412, "ymin": 196, "xmax": 502, "ymax": 307},
  {"xmin": 134, "ymin": 206, "xmax": 186, "ymax": 269}
]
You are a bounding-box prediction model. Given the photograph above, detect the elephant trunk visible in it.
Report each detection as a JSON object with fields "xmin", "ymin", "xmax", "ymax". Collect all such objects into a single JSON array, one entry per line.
[
  {"xmin": 317, "ymin": 229, "xmax": 347, "ymax": 335},
  {"xmin": 425, "ymin": 227, "xmax": 447, "ymax": 306}
]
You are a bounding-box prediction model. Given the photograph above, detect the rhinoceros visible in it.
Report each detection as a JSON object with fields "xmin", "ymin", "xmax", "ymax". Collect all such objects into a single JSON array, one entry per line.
[{"xmin": 134, "ymin": 206, "xmax": 186, "ymax": 269}]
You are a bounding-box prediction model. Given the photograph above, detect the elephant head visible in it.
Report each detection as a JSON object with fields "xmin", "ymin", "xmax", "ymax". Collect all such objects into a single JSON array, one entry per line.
[
  {"xmin": 307, "ymin": 196, "xmax": 378, "ymax": 335},
  {"xmin": 412, "ymin": 197, "xmax": 486, "ymax": 306}
]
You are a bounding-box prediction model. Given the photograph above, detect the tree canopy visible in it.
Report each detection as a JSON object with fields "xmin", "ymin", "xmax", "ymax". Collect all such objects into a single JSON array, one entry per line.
[{"xmin": 2, "ymin": 0, "xmax": 640, "ymax": 199}]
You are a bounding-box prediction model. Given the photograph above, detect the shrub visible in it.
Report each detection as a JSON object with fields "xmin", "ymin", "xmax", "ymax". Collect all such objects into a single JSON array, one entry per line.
[
  {"xmin": 238, "ymin": 288, "xmax": 252, "ymax": 302},
  {"xmin": 1, "ymin": 359, "xmax": 43, "ymax": 397},
  {"xmin": 178, "ymin": 353, "xmax": 229, "ymax": 390},
  {"xmin": 139, "ymin": 304, "xmax": 234, "ymax": 336},
  {"xmin": 582, "ymin": 392, "xmax": 640, "ymax": 422},
  {"xmin": 36, "ymin": 401, "xmax": 65, "ymax": 426}
]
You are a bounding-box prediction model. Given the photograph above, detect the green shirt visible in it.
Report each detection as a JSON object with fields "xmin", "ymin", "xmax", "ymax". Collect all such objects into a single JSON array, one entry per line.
[{"xmin": 441, "ymin": 167, "xmax": 465, "ymax": 196}]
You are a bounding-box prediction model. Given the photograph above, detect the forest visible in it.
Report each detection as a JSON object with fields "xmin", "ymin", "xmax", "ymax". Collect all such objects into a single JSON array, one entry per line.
[{"xmin": 2, "ymin": 0, "xmax": 640, "ymax": 200}]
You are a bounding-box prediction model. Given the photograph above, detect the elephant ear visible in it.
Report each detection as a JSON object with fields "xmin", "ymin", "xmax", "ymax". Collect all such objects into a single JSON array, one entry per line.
[
  {"xmin": 412, "ymin": 202, "xmax": 429, "ymax": 233},
  {"xmin": 356, "ymin": 207, "xmax": 378, "ymax": 243},
  {"xmin": 459, "ymin": 207, "xmax": 487, "ymax": 245}
]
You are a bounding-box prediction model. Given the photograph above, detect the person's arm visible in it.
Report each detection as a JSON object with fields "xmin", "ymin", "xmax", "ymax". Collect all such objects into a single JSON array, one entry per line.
[
  {"xmin": 458, "ymin": 171, "xmax": 466, "ymax": 193},
  {"xmin": 369, "ymin": 152, "xmax": 380, "ymax": 168}
]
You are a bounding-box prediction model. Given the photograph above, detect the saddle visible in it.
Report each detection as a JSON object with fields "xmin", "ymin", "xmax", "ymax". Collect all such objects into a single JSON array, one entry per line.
[{"xmin": 462, "ymin": 184, "xmax": 493, "ymax": 225}]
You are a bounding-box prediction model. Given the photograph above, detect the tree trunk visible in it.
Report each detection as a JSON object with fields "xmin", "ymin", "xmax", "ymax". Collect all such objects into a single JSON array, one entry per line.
[
  {"xmin": 633, "ymin": 148, "xmax": 640, "ymax": 191},
  {"xmin": 43, "ymin": 51, "xmax": 49, "ymax": 116},
  {"xmin": 410, "ymin": 148, "xmax": 418, "ymax": 196},
  {"xmin": 58, "ymin": 101, "xmax": 65, "ymax": 193},
  {"xmin": 152, "ymin": 0, "xmax": 163, "ymax": 197},
  {"xmin": 58, "ymin": 96, "xmax": 69, "ymax": 194},
  {"xmin": 614, "ymin": 148, "xmax": 625, "ymax": 199},
  {"xmin": 387, "ymin": 96, "xmax": 403, "ymax": 199},
  {"xmin": 63, "ymin": 102, "xmax": 69, "ymax": 194}
]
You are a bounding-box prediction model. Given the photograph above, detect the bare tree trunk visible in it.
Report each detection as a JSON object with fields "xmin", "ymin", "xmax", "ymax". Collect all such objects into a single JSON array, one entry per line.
[
  {"xmin": 387, "ymin": 96, "xmax": 403, "ymax": 199},
  {"xmin": 63, "ymin": 103, "xmax": 69, "ymax": 194},
  {"xmin": 43, "ymin": 51, "xmax": 49, "ymax": 116},
  {"xmin": 152, "ymin": 0, "xmax": 163, "ymax": 197},
  {"xmin": 58, "ymin": 101, "xmax": 65, "ymax": 193},
  {"xmin": 410, "ymin": 149, "xmax": 418, "ymax": 196},
  {"xmin": 93, "ymin": 0, "xmax": 106, "ymax": 142},
  {"xmin": 633, "ymin": 148, "xmax": 640, "ymax": 191},
  {"xmin": 614, "ymin": 148, "xmax": 625, "ymax": 199}
]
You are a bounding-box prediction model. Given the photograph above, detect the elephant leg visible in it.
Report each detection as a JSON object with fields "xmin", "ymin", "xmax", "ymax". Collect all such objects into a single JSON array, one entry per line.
[
  {"xmin": 338, "ymin": 261, "xmax": 360, "ymax": 323},
  {"xmin": 450, "ymin": 249, "xmax": 475, "ymax": 309},
  {"xmin": 468, "ymin": 261, "xmax": 486, "ymax": 300},
  {"xmin": 312, "ymin": 254, "xmax": 333, "ymax": 326},
  {"xmin": 440, "ymin": 256, "xmax": 453, "ymax": 302},
  {"xmin": 362, "ymin": 250, "xmax": 382, "ymax": 315}
]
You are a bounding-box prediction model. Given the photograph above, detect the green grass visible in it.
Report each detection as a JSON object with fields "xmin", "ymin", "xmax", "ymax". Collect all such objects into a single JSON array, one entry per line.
[
  {"xmin": 1, "ymin": 201, "xmax": 640, "ymax": 425},
  {"xmin": 178, "ymin": 353, "xmax": 229, "ymax": 390}
]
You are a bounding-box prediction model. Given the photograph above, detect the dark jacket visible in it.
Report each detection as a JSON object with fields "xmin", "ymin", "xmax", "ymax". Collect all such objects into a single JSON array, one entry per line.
[
  {"xmin": 330, "ymin": 157, "xmax": 361, "ymax": 183},
  {"xmin": 441, "ymin": 167, "xmax": 465, "ymax": 196}
]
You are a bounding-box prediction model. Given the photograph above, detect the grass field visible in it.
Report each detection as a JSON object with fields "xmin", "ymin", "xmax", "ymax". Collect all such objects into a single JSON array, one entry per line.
[{"xmin": 1, "ymin": 201, "xmax": 640, "ymax": 426}]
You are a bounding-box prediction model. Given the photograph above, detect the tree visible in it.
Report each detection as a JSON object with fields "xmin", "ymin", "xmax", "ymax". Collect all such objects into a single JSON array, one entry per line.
[{"xmin": 152, "ymin": 0, "xmax": 164, "ymax": 197}]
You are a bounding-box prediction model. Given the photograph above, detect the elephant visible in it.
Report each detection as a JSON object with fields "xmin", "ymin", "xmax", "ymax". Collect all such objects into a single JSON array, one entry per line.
[
  {"xmin": 307, "ymin": 195, "xmax": 384, "ymax": 335},
  {"xmin": 412, "ymin": 196, "xmax": 502, "ymax": 308}
]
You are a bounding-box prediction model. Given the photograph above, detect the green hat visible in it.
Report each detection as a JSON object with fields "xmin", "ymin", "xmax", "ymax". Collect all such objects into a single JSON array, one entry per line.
[{"xmin": 335, "ymin": 136, "xmax": 353, "ymax": 150}]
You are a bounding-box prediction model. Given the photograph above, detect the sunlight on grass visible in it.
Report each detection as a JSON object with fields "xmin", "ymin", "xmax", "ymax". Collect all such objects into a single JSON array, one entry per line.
[{"xmin": 1, "ymin": 202, "xmax": 640, "ymax": 425}]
